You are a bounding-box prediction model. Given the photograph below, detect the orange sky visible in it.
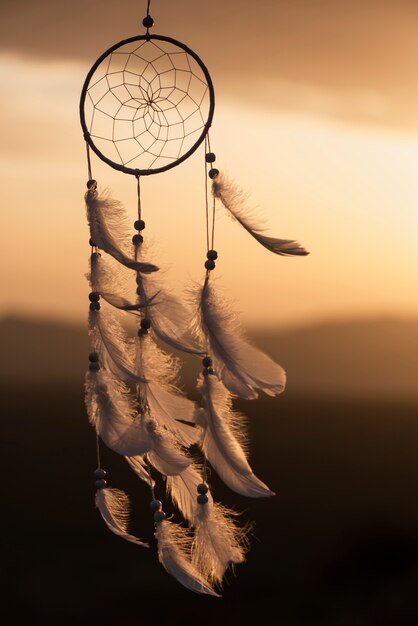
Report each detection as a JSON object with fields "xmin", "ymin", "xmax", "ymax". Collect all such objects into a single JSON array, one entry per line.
[{"xmin": 1, "ymin": 0, "xmax": 417, "ymax": 327}]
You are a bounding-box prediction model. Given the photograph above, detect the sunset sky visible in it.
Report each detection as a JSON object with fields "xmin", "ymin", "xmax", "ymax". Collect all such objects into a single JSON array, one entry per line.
[{"xmin": 1, "ymin": 0, "xmax": 418, "ymax": 327}]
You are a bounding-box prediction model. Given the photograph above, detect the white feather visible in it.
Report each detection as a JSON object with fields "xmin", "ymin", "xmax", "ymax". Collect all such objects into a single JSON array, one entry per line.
[
  {"xmin": 95, "ymin": 487, "xmax": 149, "ymax": 547},
  {"xmin": 89, "ymin": 309, "xmax": 147, "ymax": 384},
  {"xmin": 146, "ymin": 382, "xmax": 199, "ymax": 447},
  {"xmin": 85, "ymin": 187, "xmax": 159, "ymax": 273},
  {"xmin": 147, "ymin": 428, "xmax": 192, "ymax": 476},
  {"xmin": 137, "ymin": 274, "xmax": 204, "ymax": 355},
  {"xmin": 166, "ymin": 464, "xmax": 213, "ymax": 525},
  {"xmin": 85, "ymin": 368, "xmax": 153, "ymax": 456},
  {"xmin": 88, "ymin": 252, "xmax": 157, "ymax": 312},
  {"xmin": 195, "ymin": 276, "xmax": 286, "ymax": 399},
  {"xmin": 138, "ymin": 338, "xmax": 200, "ymax": 447},
  {"xmin": 155, "ymin": 520, "xmax": 219, "ymax": 596},
  {"xmin": 192, "ymin": 500, "xmax": 247, "ymax": 586},
  {"xmin": 198, "ymin": 375, "xmax": 274, "ymax": 497},
  {"xmin": 212, "ymin": 173, "xmax": 309, "ymax": 256}
]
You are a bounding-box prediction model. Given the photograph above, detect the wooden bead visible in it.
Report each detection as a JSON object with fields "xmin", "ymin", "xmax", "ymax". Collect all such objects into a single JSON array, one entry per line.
[
  {"xmin": 205, "ymin": 259, "xmax": 215, "ymax": 271},
  {"xmin": 134, "ymin": 219, "xmax": 146, "ymax": 231},
  {"xmin": 154, "ymin": 510, "xmax": 166, "ymax": 523},
  {"xmin": 93, "ymin": 468, "xmax": 106, "ymax": 479},
  {"xmin": 143, "ymin": 15, "xmax": 154, "ymax": 28},
  {"xmin": 209, "ymin": 168, "xmax": 219, "ymax": 179},
  {"xmin": 207, "ymin": 250, "xmax": 218, "ymax": 261},
  {"xmin": 132, "ymin": 234, "xmax": 143, "ymax": 245}
]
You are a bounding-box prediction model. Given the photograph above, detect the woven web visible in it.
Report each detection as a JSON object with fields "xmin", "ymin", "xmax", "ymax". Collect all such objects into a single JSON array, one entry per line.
[{"xmin": 84, "ymin": 39, "xmax": 211, "ymax": 171}]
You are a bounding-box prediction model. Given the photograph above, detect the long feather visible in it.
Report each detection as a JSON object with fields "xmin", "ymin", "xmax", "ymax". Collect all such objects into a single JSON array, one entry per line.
[
  {"xmin": 95, "ymin": 487, "xmax": 149, "ymax": 546},
  {"xmin": 197, "ymin": 375, "xmax": 274, "ymax": 497},
  {"xmin": 138, "ymin": 338, "xmax": 200, "ymax": 447},
  {"xmin": 85, "ymin": 368, "xmax": 153, "ymax": 456},
  {"xmin": 155, "ymin": 519, "xmax": 219, "ymax": 596},
  {"xmin": 195, "ymin": 276, "xmax": 286, "ymax": 399},
  {"xmin": 86, "ymin": 187, "xmax": 159, "ymax": 273},
  {"xmin": 88, "ymin": 252, "xmax": 158, "ymax": 312},
  {"xmin": 192, "ymin": 499, "xmax": 248, "ymax": 586},
  {"xmin": 147, "ymin": 428, "xmax": 192, "ymax": 476},
  {"xmin": 89, "ymin": 309, "xmax": 147, "ymax": 384},
  {"xmin": 166, "ymin": 463, "xmax": 214, "ymax": 525},
  {"xmin": 212, "ymin": 173, "xmax": 308, "ymax": 256},
  {"xmin": 146, "ymin": 382, "xmax": 199, "ymax": 447},
  {"xmin": 137, "ymin": 274, "xmax": 204, "ymax": 356}
]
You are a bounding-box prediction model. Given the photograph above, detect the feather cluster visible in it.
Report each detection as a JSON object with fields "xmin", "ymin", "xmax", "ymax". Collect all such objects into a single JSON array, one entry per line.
[{"xmin": 84, "ymin": 181, "xmax": 304, "ymax": 595}]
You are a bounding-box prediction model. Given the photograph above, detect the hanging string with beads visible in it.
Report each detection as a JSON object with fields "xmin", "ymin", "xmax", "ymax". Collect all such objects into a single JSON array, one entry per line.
[
  {"xmin": 132, "ymin": 176, "xmax": 167, "ymax": 528},
  {"xmin": 199, "ymin": 134, "xmax": 220, "ymax": 492},
  {"xmin": 148, "ymin": 462, "xmax": 166, "ymax": 524},
  {"xmin": 204, "ymin": 133, "xmax": 219, "ymax": 272},
  {"xmin": 143, "ymin": 0, "xmax": 154, "ymax": 37},
  {"xmin": 133, "ymin": 175, "xmax": 149, "ymax": 451},
  {"xmin": 133, "ymin": 175, "xmax": 149, "ymax": 338},
  {"xmin": 85, "ymin": 156, "xmax": 108, "ymax": 493}
]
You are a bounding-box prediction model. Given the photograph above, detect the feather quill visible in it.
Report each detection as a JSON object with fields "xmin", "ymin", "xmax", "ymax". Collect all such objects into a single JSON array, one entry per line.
[
  {"xmin": 197, "ymin": 375, "xmax": 274, "ymax": 497},
  {"xmin": 212, "ymin": 173, "xmax": 308, "ymax": 256},
  {"xmin": 95, "ymin": 487, "xmax": 148, "ymax": 546},
  {"xmin": 85, "ymin": 368, "xmax": 153, "ymax": 456},
  {"xmin": 195, "ymin": 276, "xmax": 286, "ymax": 399},
  {"xmin": 86, "ymin": 187, "xmax": 159, "ymax": 273},
  {"xmin": 192, "ymin": 499, "xmax": 248, "ymax": 586},
  {"xmin": 155, "ymin": 519, "xmax": 219, "ymax": 596}
]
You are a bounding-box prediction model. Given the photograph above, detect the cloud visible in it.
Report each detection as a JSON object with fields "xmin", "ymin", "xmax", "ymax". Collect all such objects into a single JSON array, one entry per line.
[{"xmin": 2, "ymin": 0, "xmax": 418, "ymax": 130}]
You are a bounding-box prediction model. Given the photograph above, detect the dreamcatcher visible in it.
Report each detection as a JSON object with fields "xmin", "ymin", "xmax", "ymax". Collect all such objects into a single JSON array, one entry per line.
[{"xmin": 80, "ymin": 1, "xmax": 308, "ymax": 596}]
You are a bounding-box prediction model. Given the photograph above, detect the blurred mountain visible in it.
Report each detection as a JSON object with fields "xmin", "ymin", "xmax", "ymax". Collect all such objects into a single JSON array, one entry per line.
[
  {"xmin": 1, "ymin": 315, "xmax": 417, "ymax": 399},
  {"xmin": 253, "ymin": 317, "xmax": 418, "ymax": 400}
]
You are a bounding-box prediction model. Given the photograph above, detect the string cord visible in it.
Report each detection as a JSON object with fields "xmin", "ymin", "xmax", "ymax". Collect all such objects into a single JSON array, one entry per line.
[
  {"xmin": 204, "ymin": 136, "xmax": 210, "ymax": 252},
  {"xmin": 133, "ymin": 175, "xmax": 156, "ymax": 504},
  {"xmin": 96, "ymin": 434, "xmax": 101, "ymax": 469},
  {"xmin": 86, "ymin": 142, "xmax": 93, "ymax": 181},
  {"xmin": 204, "ymin": 133, "xmax": 217, "ymax": 255},
  {"xmin": 136, "ymin": 175, "xmax": 142, "ymax": 220}
]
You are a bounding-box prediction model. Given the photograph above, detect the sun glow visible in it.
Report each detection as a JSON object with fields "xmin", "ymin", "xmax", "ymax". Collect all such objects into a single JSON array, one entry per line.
[{"xmin": 1, "ymin": 56, "xmax": 417, "ymax": 327}]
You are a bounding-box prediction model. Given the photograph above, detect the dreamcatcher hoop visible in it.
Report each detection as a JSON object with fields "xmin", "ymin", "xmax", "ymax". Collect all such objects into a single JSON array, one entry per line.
[{"xmin": 80, "ymin": 34, "xmax": 215, "ymax": 176}]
